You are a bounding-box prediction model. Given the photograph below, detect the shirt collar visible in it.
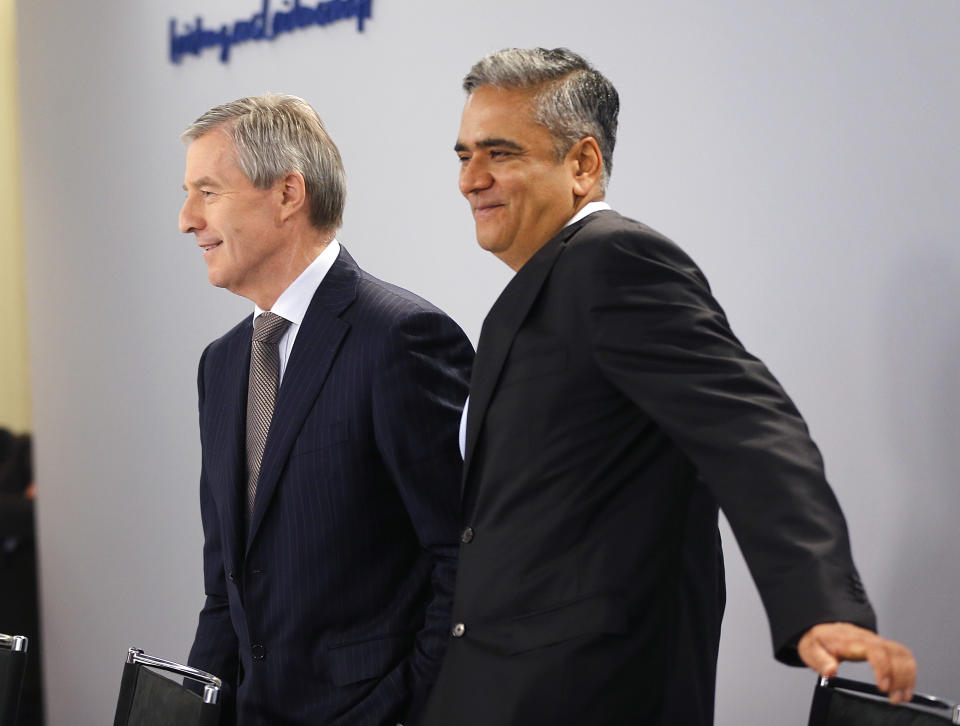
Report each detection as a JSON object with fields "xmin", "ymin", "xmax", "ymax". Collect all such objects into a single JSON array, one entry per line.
[
  {"xmin": 254, "ymin": 238, "xmax": 341, "ymax": 324},
  {"xmin": 564, "ymin": 200, "xmax": 611, "ymax": 228}
]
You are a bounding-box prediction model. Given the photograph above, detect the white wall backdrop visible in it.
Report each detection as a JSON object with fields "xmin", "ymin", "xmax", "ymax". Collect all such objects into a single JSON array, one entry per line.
[{"xmin": 17, "ymin": 1, "xmax": 960, "ymax": 724}]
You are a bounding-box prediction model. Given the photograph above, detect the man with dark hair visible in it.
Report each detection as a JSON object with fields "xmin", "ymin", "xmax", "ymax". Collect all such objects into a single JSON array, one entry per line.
[
  {"xmin": 179, "ymin": 94, "xmax": 473, "ymax": 725},
  {"xmin": 421, "ymin": 48, "xmax": 915, "ymax": 725}
]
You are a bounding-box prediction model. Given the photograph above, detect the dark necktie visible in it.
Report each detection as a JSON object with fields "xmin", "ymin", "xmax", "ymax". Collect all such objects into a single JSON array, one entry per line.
[{"xmin": 246, "ymin": 312, "xmax": 291, "ymax": 525}]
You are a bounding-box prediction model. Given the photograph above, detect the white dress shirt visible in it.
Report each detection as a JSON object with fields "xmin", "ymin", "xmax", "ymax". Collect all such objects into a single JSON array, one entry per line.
[
  {"xmin": 253, "ymin": 239, "xmax": 341, "ymax": 383},
  {"xmin": 565, "ymin": 200, "xmax": 611, "ymax": 227}
]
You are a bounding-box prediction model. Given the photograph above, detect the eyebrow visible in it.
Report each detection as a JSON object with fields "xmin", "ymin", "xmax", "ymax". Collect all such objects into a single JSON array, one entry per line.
[
  {"xmin": 183, "ymin": 176, "xmax": 219, "ymax": 191},
  {"xmin": 454, "ymin": 138, "xmax": 524, "ymax": 153}
]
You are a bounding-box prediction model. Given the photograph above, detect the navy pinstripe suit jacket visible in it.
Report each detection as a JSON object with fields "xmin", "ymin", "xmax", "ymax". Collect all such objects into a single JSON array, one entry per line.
[{"xmin": 187, "ymin": 246, "xmax": 473, "ymax": 726}]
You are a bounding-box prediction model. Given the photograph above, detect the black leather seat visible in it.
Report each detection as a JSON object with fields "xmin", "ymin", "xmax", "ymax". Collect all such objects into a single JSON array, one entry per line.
[
  {"xmin": 809, "ymin": 676, "xmax": 959, "ymax": 725},
  {"xmin": 0, "ymin": 633, "xmax": 27, "ymax": 726},
  {"xmin": 113, "ymin": 648, "xmax": 221, "ymax": 726}
]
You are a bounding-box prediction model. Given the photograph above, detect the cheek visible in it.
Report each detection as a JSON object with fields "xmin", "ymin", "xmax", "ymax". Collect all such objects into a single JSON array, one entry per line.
[{"xmin": 223, "ymin": 214, "xmax": 255, "ymax": 244}]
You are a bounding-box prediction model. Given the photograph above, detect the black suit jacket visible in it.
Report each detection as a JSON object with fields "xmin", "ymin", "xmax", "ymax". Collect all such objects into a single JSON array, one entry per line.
[
  {"xmin": 187, "ymin": 247, "xmax": 473, "ymax": 726},
  {"xmin": 422, "ymin": 211, "xmax": 875, "ymax": 726}
]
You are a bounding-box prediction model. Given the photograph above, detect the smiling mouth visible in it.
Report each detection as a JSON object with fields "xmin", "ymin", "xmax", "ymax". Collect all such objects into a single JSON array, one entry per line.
[
  {"xmin": 201, "ymin": 242, "xmax": 222, "ymax": 254},
  {"xmin": 474, "ymin": 204, "xmax": 504, "ymax": 217}
]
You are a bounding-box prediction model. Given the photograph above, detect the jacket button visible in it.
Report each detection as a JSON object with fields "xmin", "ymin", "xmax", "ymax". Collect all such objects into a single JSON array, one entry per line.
[
  {"xmin": 452, "ymin": 623, "xmax": 466, "ymax": 638},
  {"xmin": 460, "ymin": 527, "xmax": 474, "ymax": 544},
  {"xmin": 228, "ymin": 571, "xmax": 236, "ymax": 583},
  {"xmin": 251, "ymin": 644, "xmax": 266, "ymax": 661}
]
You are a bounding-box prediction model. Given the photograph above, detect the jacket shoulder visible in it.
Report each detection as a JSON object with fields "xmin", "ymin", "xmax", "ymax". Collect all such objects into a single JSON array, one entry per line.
[
  {"xmin": 351, "ymin": 269, "xmax": 460, "ymax": 329},
  {"xmin": 561, "ymin": 211, "xmax": 710, "ymax": 291},
  {"xmin": 201, "ymin": 315, "xmax": 252, "ymax": 365},
  {"xmin": 568, "ymin": 211, "xmax": 692, "ymax": 262}
]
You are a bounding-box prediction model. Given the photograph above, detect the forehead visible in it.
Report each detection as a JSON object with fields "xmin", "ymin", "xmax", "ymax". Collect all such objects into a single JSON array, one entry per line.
[
  {"xmin": 183, "ymin": 129, "xmax": 244, "ymax": 183},
  {"xmin": 457, "ymin": 85, "xmax": 551, "ymax": 146}
]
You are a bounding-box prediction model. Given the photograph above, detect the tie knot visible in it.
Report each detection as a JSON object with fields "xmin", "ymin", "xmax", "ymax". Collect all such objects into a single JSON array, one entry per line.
[{"xmin": 253, "ymin": 312, "xmax": 291, "ymax": 344}]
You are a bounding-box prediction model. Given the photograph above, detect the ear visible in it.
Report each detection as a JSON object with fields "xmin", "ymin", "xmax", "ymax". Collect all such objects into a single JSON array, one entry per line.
[
  {"xmin": 276, "ymin": 171, "xmax": 307, "ymax": 223},
  {"xmin": 567, "ymin": 136, "xmax": 604, "ymax": 198}
]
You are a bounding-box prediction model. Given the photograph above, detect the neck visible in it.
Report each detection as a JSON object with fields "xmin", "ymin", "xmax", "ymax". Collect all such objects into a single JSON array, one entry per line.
[
  {"xmin": 247, "ymin": 227, "xmax": 335, "ymax": 310},
  {"xmin": 502, "ymin": 192, "xmax": 605, "ymax": 272},
  {"xmin": 577, "ymin": 188, "xmax": 605, "ymax": 211}
]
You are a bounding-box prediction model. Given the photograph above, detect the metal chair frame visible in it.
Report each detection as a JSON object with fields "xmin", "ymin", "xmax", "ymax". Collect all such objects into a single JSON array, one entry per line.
[
  {"xmin": 0, "ymin": 633, "xmax": 28, "ymax": 726},
  {"xmin": 124, "ymin": 648, "xmax": 222, "ymax": 705},
  {"xmin": 0, "ymin": 636, "xmax": 26, "ymax": 655},
  {"xmin": 812, "ymin": 676, "xmax": 960, "ymax": 725}
]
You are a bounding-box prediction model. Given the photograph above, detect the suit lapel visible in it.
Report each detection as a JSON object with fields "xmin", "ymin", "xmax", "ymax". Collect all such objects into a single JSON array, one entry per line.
[
  {"xmin": 207, "ymin": 322, "xmax": 252, "ymax": 570},
  {"xmin": 463, "ymin": 221, "xmax": 584, "ymax": 489},
  {"xmin": 246, "ymin": 246, "xmax": 359, "ymax": 551}
]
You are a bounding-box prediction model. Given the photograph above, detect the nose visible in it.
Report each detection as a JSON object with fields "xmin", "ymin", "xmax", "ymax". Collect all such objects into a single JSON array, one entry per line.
[
  {"xmin": 179, "ymin": 195, "xmax": 203, "ymax": 234},
  {"xmin": 459, "ymin": 156, "xmax": 493, "ymax": 197}
]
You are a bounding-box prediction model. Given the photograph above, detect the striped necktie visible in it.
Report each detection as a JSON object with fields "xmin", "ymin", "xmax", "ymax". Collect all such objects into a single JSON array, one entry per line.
[{"xmin": 245, "ymin": 312, "xmax": 291, "ymax": 525}]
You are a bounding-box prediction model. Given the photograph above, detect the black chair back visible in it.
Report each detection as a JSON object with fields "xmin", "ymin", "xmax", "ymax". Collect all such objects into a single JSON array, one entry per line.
[
  {"xmin": 810, "ymin": 676, "xmax": 960, "ymax": 726},
  {"xmin": 113, "ymin": 648, "xmax": 221, "ymax": 726},
  {"xmin": 0, "ymin": 634, "xmax": 27, "ymax": 726}
]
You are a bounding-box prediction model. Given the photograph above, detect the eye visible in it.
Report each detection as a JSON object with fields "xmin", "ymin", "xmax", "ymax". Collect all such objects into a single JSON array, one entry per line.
[
  {"xmin": 457, "ymin": 154, "xmax": 471, "ymax": 164},
  {"xmin": 199, "ymin": 189, "xmax": 215, "ymax": 198},
  {"xmin": 489, "ymin": 150, "xmax": 515, "ymax": 160}
]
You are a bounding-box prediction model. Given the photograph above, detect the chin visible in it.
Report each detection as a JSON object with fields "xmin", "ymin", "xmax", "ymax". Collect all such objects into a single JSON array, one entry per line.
[
  {"xmin": 206, "ymin": 271, "xmax": 228, "ymax": 289},
  {"xmin": 475, "ymin": 234, "xmax": 506, "ymax": 256}
]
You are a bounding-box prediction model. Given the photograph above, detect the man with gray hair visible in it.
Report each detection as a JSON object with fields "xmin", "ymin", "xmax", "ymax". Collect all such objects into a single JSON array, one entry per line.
[
  {"xmin": 421, "ymin": 48, "xmax": 915, "ymax": 725},
  {"xmin": 179, "ymin": 93, "xmax": 473, "ymax": 725}
]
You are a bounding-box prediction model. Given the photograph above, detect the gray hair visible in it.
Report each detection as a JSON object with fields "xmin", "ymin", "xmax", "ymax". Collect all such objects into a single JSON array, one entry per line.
[
  {"xmin": 182, "ymin": 93, "xmax": 346, "ymax": 231},
  {"xmin": 463, "ymin": 48, "xmax": 619, "ymax": 190}
]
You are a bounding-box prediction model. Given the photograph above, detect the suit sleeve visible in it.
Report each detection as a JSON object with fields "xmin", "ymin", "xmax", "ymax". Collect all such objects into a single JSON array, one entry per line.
[
  {"xmin": 370, "ymin": 308, "xmax": 473, "ymax": 721},
  {"xmin": 187, "ymin": 346, "xmax": 239, "ymax": 716},
  {"xmin": 584, "ymin": 229, "xmax": 876, "ymax": 664}
]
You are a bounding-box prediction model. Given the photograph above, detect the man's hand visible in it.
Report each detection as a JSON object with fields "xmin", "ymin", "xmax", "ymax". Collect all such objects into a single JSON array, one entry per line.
[{"xmin": 798, "ymin": 622, "xmax": 917, "ymax": 704}]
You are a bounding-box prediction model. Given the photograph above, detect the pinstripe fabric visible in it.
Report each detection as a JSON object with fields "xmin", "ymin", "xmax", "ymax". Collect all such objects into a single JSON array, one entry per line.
[
  {"xmin": 245, "ymin": 313, "xmax": 291, "ymax": 525},
  {"xmin": 188, "ymin": 247, "xmax": 473, "ymax": 726}
]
